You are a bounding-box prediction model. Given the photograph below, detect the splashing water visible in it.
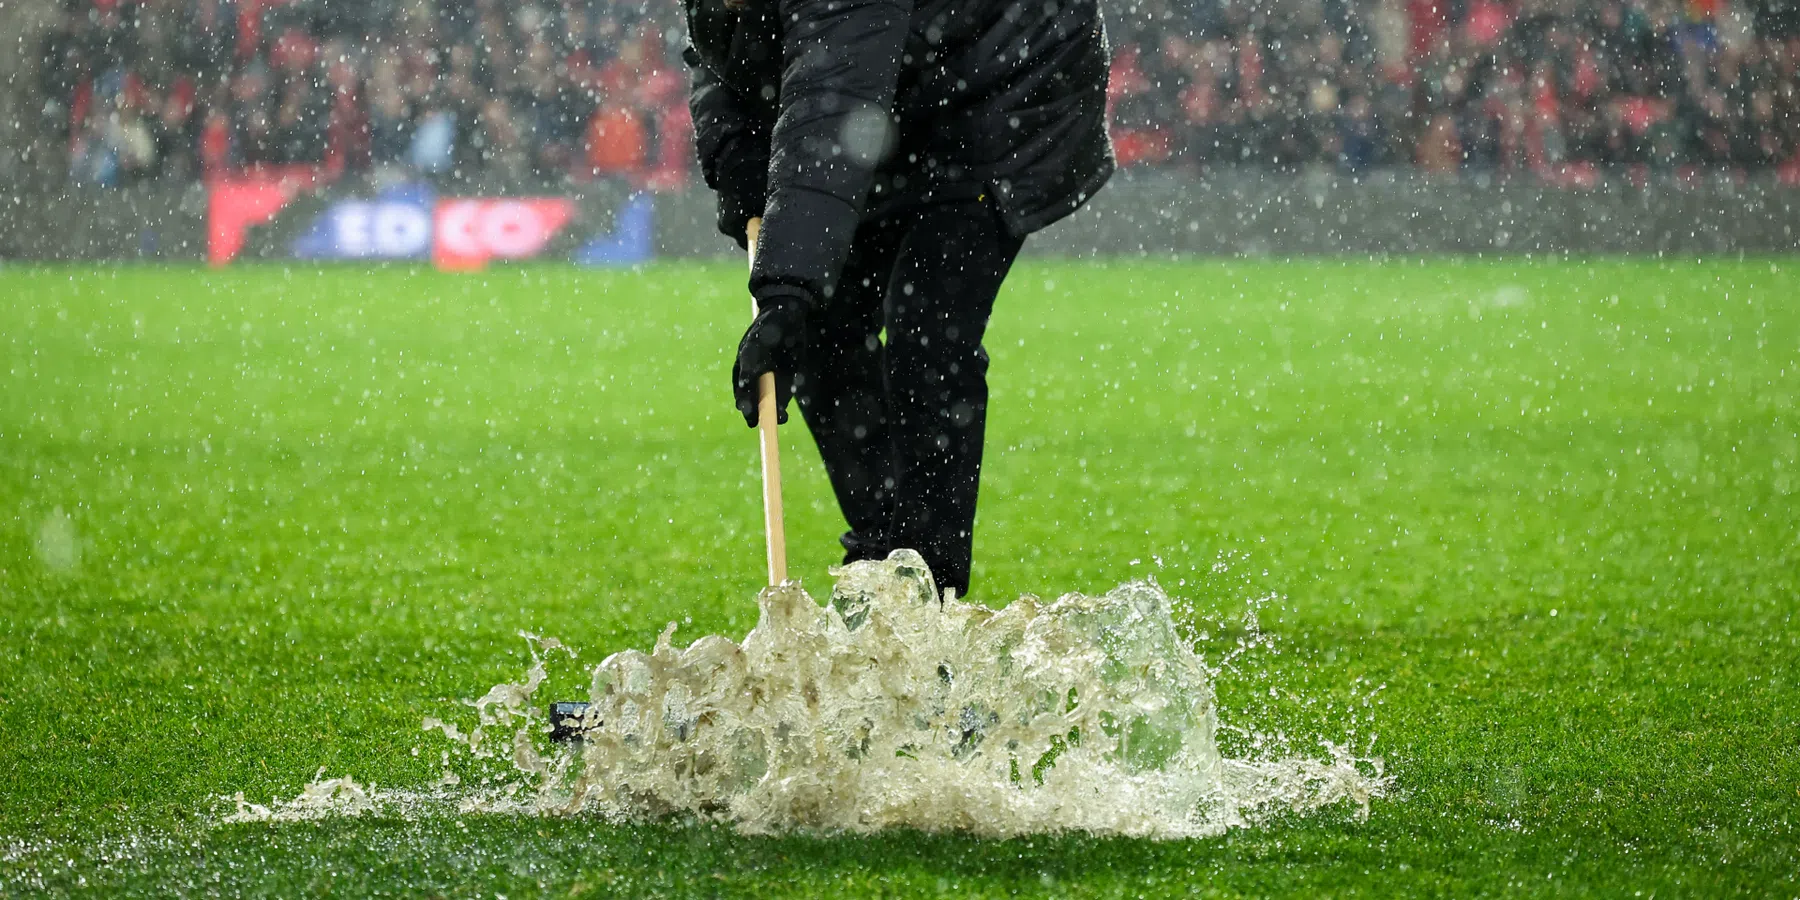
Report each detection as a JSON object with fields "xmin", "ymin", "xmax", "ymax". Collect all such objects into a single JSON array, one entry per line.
[{"xmin": 230, "ymin": 551, "xmax": 1388, "ymax": 837}]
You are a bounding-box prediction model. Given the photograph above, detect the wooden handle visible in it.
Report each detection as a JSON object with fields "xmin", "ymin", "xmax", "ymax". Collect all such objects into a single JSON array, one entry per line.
[{"xmin": 746, "ymin": 217, "xmax": 787, "ymax": 587}]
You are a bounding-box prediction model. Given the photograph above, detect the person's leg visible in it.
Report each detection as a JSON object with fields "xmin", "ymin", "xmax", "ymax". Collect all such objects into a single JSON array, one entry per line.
[
  {"xmin": 794, "ymin": 217, "xmax": 907, "ymax": 564},
  {"xmin": 881, "ymin": 199, "xmax": 1024, "ymax": 598}
]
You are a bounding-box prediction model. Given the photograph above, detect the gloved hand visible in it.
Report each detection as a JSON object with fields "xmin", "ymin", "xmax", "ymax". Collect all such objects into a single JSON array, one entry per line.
[{"xmin": 732, "ymin": 288, "xmax": 810, "ymax": 427}]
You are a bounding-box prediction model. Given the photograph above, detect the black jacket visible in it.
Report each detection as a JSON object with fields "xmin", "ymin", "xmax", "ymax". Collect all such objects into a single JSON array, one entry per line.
[{"xmin": 685, "ymin": 0, "xmax": 1113, "ymax": 304}]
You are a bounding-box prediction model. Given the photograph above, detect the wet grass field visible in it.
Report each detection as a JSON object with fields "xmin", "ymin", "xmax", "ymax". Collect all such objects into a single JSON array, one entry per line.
[{"xmin": 2, "ymin": 259, "xmax": 1797, "ymax": 897}]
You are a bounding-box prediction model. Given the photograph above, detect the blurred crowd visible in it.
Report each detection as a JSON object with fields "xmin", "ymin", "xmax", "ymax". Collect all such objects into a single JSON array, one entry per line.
[
  {"xmin": 35, "ymin": 0, "xmax": 1800, "ymax": 187},
  {"xmin": 1109, "ymin": 0, "xmax": 1800, "ymax": 178},
  {"xmin": 40, "ymin": 0, "xmax": 690, "ymax": 186}
]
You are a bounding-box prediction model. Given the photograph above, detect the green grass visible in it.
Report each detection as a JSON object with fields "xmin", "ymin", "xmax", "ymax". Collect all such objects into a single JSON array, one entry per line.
[{"xmin": 1, "ymin": 258, "xmax": 1797, "ymax": 897}]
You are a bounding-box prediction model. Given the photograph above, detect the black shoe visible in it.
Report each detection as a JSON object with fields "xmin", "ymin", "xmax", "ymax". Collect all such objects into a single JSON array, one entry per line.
[
  {"xmin": 549, "ymin": 701, "xmax": 593, "ymax": 742},
  {"xmin": 839, "ymin": 531, "xmax": 890, "ymax": 565}
]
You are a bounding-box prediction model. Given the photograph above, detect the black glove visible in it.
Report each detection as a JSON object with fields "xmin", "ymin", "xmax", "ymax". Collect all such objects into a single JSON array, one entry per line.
[{"xmin": 732, "ymin": 288, "xmax": 809, "ymax": 427}]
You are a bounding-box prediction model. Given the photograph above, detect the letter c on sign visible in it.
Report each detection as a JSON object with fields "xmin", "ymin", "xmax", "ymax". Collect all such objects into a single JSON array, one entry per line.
[{"xmin": 436, "ymin": 201, "xmax": 483, "ymax": 257}]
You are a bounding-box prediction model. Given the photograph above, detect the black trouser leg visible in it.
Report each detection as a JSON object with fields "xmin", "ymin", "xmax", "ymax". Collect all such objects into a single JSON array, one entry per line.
[
  {"xmin": 795, "ymin": 199, "xmax": 1022, "ymax": 598},
  {"xmin": 794, "ymin": 217, "xmax": 906, "ymax": 562},
  {"xmin": 881, "ymin": 201, "xmax": 1022, "ymax": 597}
]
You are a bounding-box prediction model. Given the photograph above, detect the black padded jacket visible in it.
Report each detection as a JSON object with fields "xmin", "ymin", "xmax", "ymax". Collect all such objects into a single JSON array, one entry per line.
[{"xmin": 684, "ymin": 0, "xmax": 1113, "ymax": 304}]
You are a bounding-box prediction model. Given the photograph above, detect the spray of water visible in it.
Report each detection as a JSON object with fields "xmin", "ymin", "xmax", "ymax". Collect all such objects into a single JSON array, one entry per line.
[{"xmin": 227, "ymin": 551, "xmax": 1388, "ymax": 837}]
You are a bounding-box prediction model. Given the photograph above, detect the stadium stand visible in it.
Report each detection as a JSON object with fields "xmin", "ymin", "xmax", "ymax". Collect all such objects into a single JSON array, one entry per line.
[{"xmin": 26, "ymin": 0, "xmax": 1800, "ymax": 188}]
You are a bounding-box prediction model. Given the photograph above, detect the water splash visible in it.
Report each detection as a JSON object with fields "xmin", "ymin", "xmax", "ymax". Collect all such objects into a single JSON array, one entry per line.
[
  {"xmin": 230, "ymin": 551, "xmax": 1388, "ymax": 837},
  {"xmin": 226, "ymin": 768, "xmax": 376, "ymax": 823}
]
